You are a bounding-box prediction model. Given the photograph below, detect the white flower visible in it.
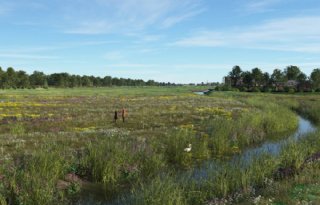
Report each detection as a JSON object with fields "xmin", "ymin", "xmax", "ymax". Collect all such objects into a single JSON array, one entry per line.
[{"xmin": 253, "ymin": 195, "xmax": 261, "ymax": 204}]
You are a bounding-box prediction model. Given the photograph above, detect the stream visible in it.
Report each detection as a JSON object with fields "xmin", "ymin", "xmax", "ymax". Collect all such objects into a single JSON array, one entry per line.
[{"xmin": 191, "ymin": 115, "xmax": 317, "ymax": 180}]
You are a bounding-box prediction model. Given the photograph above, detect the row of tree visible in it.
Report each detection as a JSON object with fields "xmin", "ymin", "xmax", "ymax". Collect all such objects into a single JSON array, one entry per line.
[
  {"xmin": 223, "ymin": 65, "xmax": 320, "ymax": 92},
  {"xmin": 0, "ymin": 67, "xmax": 177, "ymax": 89}
]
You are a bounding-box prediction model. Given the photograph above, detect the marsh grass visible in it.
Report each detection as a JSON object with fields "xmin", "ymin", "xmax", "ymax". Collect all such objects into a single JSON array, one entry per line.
[
  {"xmin": 1, "ymin": 148, "xmax": 70, "ymax": 205},
  {"xmin": 131, "ymin": 175, "xmax": 187, "ymax": 205},
  {"xmin": 0, "ymin": 88, "xmax": 319, "ymax": 205}
]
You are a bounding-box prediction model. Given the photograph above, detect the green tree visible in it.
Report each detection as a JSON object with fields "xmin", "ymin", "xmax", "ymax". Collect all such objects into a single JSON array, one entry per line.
[
  {"xmin": 146, "ymin": 80, "xmax": 156, "ymax": 86},
  {"xmin": 297, "ymin": 72, "xmax": 307, "ymax": 82},
  {"xmin": 81, "ymin": 76, "xmax": 93, "ymax": 87},
  {"xmin": 0, "ymin": 67, "xmax": 4, "ymax": 88},
  {"xmin": 4, "ymin": 67, "xmax": 17, "ymax": 88},
  {"xmin": 102, "ymin": 76, "xmax": 112, "ymax": 86},
  {"xmin": 241, "ymin": 71, "xmax": 253, "ymax": 87},
  {"xmin": 30, "ymin": 71, "xmax": 47, "ymax": 87},
  {"xmin": 69, "ymin": 75, "xmax": 81, "ymax": 88},
  {"xmin": 310, "ymin": 68, "xmax": 320, "ymax": 89},
  {"xmin": 263, "ymin": 72, "xmax": 271, "ymax": 86},
  {"xmin": 271, "ymin": 69, "xmax": 285, "ymax": 83},
  {"xmin": 228, "ymin": 65, "xmax": 242, "ymax": 87},
  {"xmin": 251, "ymin": 67, "xmax": 264, "ymax": 86},
  {"xmin": 284, "ymin": 65, "xmax": 301, "ymax": 80},
  {"xmin": 16, "ymin": 70, "xmax": 30, "ymax": 88}
]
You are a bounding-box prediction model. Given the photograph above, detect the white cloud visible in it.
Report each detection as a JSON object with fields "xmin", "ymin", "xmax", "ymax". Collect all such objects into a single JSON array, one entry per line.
[
  {"xmin": 64, "ymin": 0, "xmax": 204, "ymax": 34},
  {"xmin": 172, "ymin": 31, "xmax": 225, "ymax": 47},
  {"xmin": 244, "ymin": 0, "xmax": 281, "ymax": 13},
  {"xmin": 0, "ymin": 1, "xmax": 14, "ymax": 15},
  {"xmin": 0, "ymin": 41, "xmax": 117, "ymax": 53},
  {"xmin": 0, "ymin": 53, "xmax": 59, "ymax": 60},
  {"xmin": 161, "ymin": 8, "xmax": 206, "ymax": 28},
  {"xmin": 107, "ymin": 63, "xmax": 231, "ymax": 70},
  {"xmin": 171, "ymin": 16, "xmax": 320, "ymax": 53}
]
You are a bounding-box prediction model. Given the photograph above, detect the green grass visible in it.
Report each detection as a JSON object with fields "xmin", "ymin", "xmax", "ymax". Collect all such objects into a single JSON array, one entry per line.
[{"xmin": 0, "ymin": 88, "xmax": 319, "ymax": 205}]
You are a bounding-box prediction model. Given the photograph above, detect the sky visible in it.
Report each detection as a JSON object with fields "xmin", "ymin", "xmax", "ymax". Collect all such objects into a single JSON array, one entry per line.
[{"xmin": 0, "ymin": 0, "xmax": 320, "ymax": 83}]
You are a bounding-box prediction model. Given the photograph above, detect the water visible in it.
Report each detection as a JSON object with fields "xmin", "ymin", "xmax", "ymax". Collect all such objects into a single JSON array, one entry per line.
[
  {"xmin": 193, "ymin": 90, "xmax": 210, "ymax": 95},
  {"xmin": 240, "ymin": 116, "xmax": 316, "ymax": 160},
  {"xmin": 194, "ymin": 91, "xmax": 205, "ymax": 95},
  {"xmin": 192, "ymin": 115, "xmax": 316, "ymax": 179}
]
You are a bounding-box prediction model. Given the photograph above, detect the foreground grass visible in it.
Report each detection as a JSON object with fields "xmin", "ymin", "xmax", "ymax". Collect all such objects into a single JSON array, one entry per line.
[{"xmin": 0, "ymin": 88, "xmax": 319, "ymax": 204}]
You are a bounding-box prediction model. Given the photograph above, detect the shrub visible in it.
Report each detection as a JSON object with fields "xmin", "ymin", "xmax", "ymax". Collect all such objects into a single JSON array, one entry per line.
[
  {"xmin": 288, "ymin": 88, "xmax": 296, "ymax": 94},
  {"xmin": 252, "ymin": 87, "xmax": 261, "ymax": 92}
]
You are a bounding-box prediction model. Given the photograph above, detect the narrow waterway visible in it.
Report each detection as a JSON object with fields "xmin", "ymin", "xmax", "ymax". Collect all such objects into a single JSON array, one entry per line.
[{"xmin": 192, "ymin": 115, "xmax": 317, "ymax": 180}]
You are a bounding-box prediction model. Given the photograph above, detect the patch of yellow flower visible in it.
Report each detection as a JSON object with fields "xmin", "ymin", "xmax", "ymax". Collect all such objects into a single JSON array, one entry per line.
[
  {"xmin": 231, "ymin": 145, "xmax": 241, "ymax": 154},
  {"xmin": 179, "ymin": 124, "xmax": 194, "ymax": 129},
  {"xmin": 159, "ymin": 96, "xmax": 174, "ymax": 100},
  {"xmin": 25, "ymin": 114, "xmax": 41, "ymax": 118},
  {"xmin": 0, "ymin": 113, "xmax": 56, "ymax": 119},
  {"xmin": 0, "ymin": 102, "xmax": 21, "ymax": 107},
  {"xmin": 74, "ymin": 126, "xmax": 96, "ymax": 132},
  {"xmin": 196, "ymin": 107, "xmax": 232, "ymax": 119},
  {"xmin": 0, "ymin": 113, "xmax": 23, "ymax": 119},
  {"xmin": 0, "ymin": 101, "xmax": 69, "ymax": 108},
  {"xmin": 0, "ymin": 113, "xmax": 41, "ymax": 119},
  {"xmin": 169, "ymin": 105, "xmax": 177, "ymax": 111}
]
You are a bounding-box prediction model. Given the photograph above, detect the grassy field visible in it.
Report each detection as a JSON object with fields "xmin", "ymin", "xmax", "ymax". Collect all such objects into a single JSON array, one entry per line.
[{"xmin": 0, "ymin": 87, "xmax": 319, "ymax": 205}]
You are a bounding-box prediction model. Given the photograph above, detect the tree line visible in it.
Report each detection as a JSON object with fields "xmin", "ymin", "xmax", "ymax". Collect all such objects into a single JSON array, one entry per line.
[
  {"xmin": 0, "ymin": 66, "xmax": 178, "ymax": 89},
  {"xmin": 219, "ymin": 65, "xmax": 320, "ymax": 92}
]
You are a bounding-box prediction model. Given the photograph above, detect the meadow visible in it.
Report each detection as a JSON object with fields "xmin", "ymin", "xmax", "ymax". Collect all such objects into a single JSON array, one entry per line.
[{"xmin": 0, "ymin": 87, "xmax": 319, "ymax": 205}]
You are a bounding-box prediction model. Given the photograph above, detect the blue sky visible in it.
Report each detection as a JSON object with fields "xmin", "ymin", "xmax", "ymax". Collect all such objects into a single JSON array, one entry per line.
[{"xmin": 0, "ymin": 0, "xmax": 320, "ymax": 83}]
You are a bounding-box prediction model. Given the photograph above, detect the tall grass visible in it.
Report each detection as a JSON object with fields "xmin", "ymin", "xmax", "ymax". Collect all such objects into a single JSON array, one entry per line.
[
  {"xmin": 1, "ymin": 147, "xmax": 70, "ymax": 205},
  {"xmin": 203, "ymin": 96, "xmax": 298, "ymax": 156},
  {"xmin": 131, "ymin": 175, "xmax": 187, "ymax": 205},
  {"xmin": 79, "ymin": 135, "xmax": 164, "ymax": 199}
]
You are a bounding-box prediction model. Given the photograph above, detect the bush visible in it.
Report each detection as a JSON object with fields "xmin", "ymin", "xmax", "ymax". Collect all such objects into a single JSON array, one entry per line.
[
  {"xmin": 221, "ymin": 85, "xmax": 233, "ymax": 91},
  {"xmin": 252, "ymin": 87, "xmax": 261, "ymax": 92},
  {"xmin": 288, "ymin": 88, "xmax": 296, "ymax": 94},
  {"xmin": 262, "ymin": 87, "xmax": 272, "ymax": 93},
  {"xmin": 240, "ymin": 87, "xmax": 248, "ymax": 92}
]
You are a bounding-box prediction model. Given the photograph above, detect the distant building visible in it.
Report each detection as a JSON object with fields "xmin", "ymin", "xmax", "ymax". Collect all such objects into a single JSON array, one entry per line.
[
  {"xmin": 285, "ymin": 80, "xmax": 299, "ymax": 87},
  {"xmin": 223, "ymin": 77, "xmax": 232, "ymax": 86},
  {"xmin": 223, "ymin": 76, "xmax": 243, "ymax": 87}
]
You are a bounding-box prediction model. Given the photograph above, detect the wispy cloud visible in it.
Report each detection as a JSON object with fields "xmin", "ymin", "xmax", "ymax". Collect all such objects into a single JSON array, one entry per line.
[
  {"xmin": 172, "ymin": 31, "xmax": 225, "ymax": 47},
  {"xmin": 171, "ymin": 16, "xmax": 320, "ymax": 53},
  {"xmin": 161, "ymin": 7, "xmax": 206, "ymax": 28},
  {"xmin": 107, "ymin": 63, "xmax": 231, "ymax": 70},
  {"xmin": 0, "ymin": 53, "xmax": 59, "ymax": 60},
  {"xmin": 244, "ymin": 0, "xmax": 281, "ymax": 13},
  {"xmin": 0, "ymin": 40, "xmax": 118, "ymax": 62},
  {"xmin": 0, "ymin": 1, "xmax": 14, "ymax": 15},
  {"xmin": 0, "ymin": 40, "xmax": 118, "ymax": 53},
  {"xmin": 64, "ymin": 0, "xmax": 204, "ymax": 34}
]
